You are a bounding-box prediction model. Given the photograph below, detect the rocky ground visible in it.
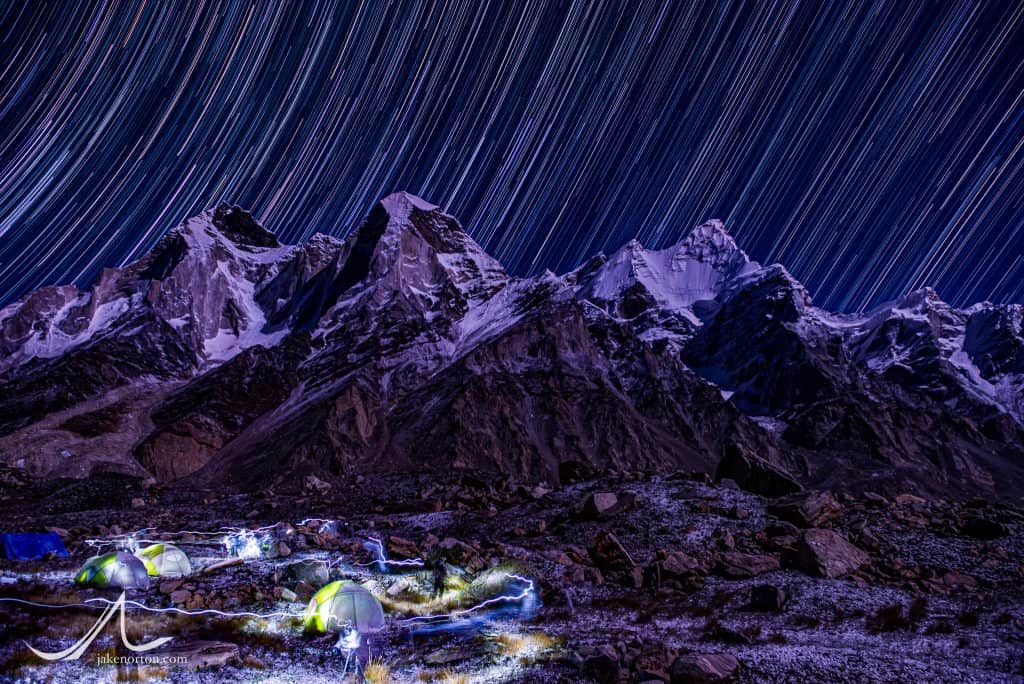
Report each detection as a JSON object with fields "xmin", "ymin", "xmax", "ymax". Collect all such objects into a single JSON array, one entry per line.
[{"xmin": 1, "ymin": 469, "xmax": 1022, "ymax": 683}]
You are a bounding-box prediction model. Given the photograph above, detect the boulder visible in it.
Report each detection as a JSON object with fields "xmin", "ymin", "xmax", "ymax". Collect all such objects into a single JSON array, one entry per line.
[
  {"xmin": 748, "ymin": 584, "xmax": 787, "ymax": 612},
  {"xmin": 581, "ymin": 645, "xmax": 621, "ymax": 683},
  {"xmin": 961, "ymin": 515, "xmax": 1008, "ymax": 540},
  {"xmin": 792, "ymin": 529, "xmax": 869, "ymax": 579},
  {"xmin": 714, "ymin": 446, "xmax": 801, "ymax": 498},
  {"xmin": 150, "ymin": 641, "xmax": 240, "ymax": 670},
  {"xmin": 386, "ymin": 535, "xmax": 421, "ymax": 559},
  {"xmin": 714, "ymin": 552, "xmax": 780, "ymax": 579},
  {"xmin": 670, "ymin": 653, "xmax": 740, "ymax": 683},
  {"xmin": 437, "ymin": 537, "xmax": 484, "ymax": 571},
  {"xmin": 768, "ymin": 491, "xmax": 842, "ymax": 528},
  {"xmin": 649, "ymin": 550, "xmax": 705, "ymax": 590},
  {"xmin": 582, "ymin": 492, "xmax": 619, "ymax": 519},
  {"xmin": 284, "ymin": 560, "xmax": 329, "ymax": 586}
]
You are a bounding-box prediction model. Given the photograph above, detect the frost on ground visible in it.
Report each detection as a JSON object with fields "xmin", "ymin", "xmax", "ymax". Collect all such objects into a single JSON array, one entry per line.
[{"xmin": 0, "ymin": 471, "xmax": 1022, "ymax": 683}]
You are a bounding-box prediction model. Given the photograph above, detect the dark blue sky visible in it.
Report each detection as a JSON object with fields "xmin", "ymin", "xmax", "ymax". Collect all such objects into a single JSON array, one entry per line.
[{"xmin": 1, "ymin": 1, "xmax": 1022, "ymax": 311}]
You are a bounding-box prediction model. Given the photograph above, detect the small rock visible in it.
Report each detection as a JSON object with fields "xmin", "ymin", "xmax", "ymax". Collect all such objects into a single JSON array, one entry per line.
[
  {"xmin": 670, "ymin": 653, "xmax": 740, "ymax": 683},
  {"xmin": 303, "ymin": 474, "xmax": 332, "ymax": 495},
  {"xmin": 629, "ymin": 565, "xmax": 645, "ymax": 589},
  {"xmin": 169, "ymin": 589, "xmax": 191, "ymax": 604},
  {"xmin": 531, "ymin": 485, "xmax": 551, "ymax": 499},
  {"xmin": 715, "ymin": 552, "xmax": 780, "ymax": 579},
  {"xmin": 543, "ymin": 549, "xmax": 573, "ymax": 565},
  {"xmin": 792, "ymin": 528, "xmax": 869, "ymax": 579},
  {"xmin": 768, "ymin": 491, "xmax": 842, "ymax": 528},
  {"xmin": 895, "ymin": 493, "xmax": 927, "ymax": 506},
  {"xmin": 131, "ymin": 498, "xmax": 146, "ymax": 509},
  {"xmin": 279, "ymin": 587, "xmax": 298, "ymax": 602},
  {"xmin": 294, "ymin": 580, "xmax": 314, "ymax": 602},
  {"xmin": 942, "ymin": 571, "xmax": 977, "ymax": 591},
  {"xmin": 242, "ymin": 654, "xmax": 268, "ymax": 669},
  {"xmin": 276, "ymin": 542, "xmax": 291, "ymax": 558},
  {"xmin": 862, "ymin": 492, "xmax": 890, "ymax": 508},
  {"xmin": 159, "ymin": 579, "xmax": 184, "ymax": 595}
]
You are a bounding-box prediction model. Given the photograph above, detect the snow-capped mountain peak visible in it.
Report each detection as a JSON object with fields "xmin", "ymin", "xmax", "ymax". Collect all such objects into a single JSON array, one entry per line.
[
  {"xmin": 578, "ymin": 219, "xmax": 760, "ymax": 316},
  {"xmin": 334, "ymin": 191, "xmax": 508, "ymax": 306},
  {"xmin": 3, "ymin": 195, "xmax": 1023, "ymax": 499}
]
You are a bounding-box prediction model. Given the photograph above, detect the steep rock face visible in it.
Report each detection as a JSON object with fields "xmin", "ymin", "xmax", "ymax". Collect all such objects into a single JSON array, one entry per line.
[{"xmin": 0, "ymin": 192, "xmax": 1021, "ymax": 498}]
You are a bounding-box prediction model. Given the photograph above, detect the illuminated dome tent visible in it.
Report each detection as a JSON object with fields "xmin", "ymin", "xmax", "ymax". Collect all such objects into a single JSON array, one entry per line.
[
  {"xmin": 74, "ymin": 551, "xmax": 151, "ymax": 589},
  {"xmin": 305, "ymin": 581, "xmax": 385, "ymax": 634},
  {"xmin": 136, "ymin": 543, "xmax": 192, "ymax": 578}
]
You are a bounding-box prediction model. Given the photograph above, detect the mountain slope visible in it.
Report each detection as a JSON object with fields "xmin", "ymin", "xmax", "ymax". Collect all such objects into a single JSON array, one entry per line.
[{"xmin": 0, "ymin": 193, "xmax": 1021, "ymax": 498}]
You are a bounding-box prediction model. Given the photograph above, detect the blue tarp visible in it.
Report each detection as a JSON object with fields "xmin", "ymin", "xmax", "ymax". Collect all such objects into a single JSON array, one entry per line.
[{"xmin": 0, "ymin": 532, "xmax": 69, "ymax": 561}]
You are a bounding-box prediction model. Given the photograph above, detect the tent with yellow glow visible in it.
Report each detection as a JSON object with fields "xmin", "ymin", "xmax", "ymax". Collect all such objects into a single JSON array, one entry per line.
[
  {"xmin": 136, "ymin": 543, "xmax": 192, "ymax": 578},
  {"xmin": 74, "ymin": 551, "xmax": 150, "ymax": 589},
  {"xmin": 304, "ymin": 580, "xmax": 385, "ymax": 633}
]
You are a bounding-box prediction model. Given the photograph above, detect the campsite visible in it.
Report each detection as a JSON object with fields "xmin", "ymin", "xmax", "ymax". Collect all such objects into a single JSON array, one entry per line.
[{"xmin": 2, "ymin": 468, "xmax": 1022, "ymax": 682}]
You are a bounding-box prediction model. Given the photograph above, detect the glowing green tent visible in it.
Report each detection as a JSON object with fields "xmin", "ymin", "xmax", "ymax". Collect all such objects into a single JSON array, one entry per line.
[
  {"xmin": 304, "ymin": 580, "xmax": 385, "ymax": 633},
  {"xmin": 74, "ymin": 551, "xmax": 151, "ymax": 589},
  {"xmin": 136, "ymin": 543, "xmax": 192, "ymax": 578}
]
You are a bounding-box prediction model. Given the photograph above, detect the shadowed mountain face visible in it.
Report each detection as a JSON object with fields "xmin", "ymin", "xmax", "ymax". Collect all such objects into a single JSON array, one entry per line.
[{"xmin": 1, "ymin": 193, "xmax": 1021, "ymax": 498}]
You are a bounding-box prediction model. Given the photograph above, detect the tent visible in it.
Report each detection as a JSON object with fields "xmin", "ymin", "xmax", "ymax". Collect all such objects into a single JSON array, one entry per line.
[
  {"xmin": 0, "ymin": 533, "xmax": 69, "ymax": 561},
  {"xmin": 136, "ymin": 544, "xmax": 192, "ymax": 578},
  {"xmin": 74, "ymin": 552, "xmax": 151, "ymax": 589},
  {"xmin": 304, "ymin": 580, "xmax": 385, "ymax": 634}
]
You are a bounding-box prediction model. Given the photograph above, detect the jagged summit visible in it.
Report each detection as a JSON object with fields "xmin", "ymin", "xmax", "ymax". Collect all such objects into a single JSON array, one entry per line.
[
  {"xmin": 1, "ymin": 195, "xmax": 1022, "ymax": 499},
  {"xmin": 207, "ymin": 203, "xmax": 280, "ymax": 248},
  {"xmin": 338, "ymin": 191, "xmax": 508, "ymax": 303},
  {"xmin": 578, "ymin": 219, "xmax": 760, "ymax": 315},
  {"xmin": 165, "ymin": 203, "xmax": 283, "ymax": 253},
  {"xmin": 378, "ymin": 190, "xmax": 441, "ymax": 217},
  {"xmin": 673, "ymin": 219, "xmax": 753, "ymax": 272}
]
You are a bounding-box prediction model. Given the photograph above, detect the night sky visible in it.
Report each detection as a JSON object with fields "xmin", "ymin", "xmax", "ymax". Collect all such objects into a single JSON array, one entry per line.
[{"xmin": 1, "ymin": 1, "xmax": 1022, "ymax": 312}]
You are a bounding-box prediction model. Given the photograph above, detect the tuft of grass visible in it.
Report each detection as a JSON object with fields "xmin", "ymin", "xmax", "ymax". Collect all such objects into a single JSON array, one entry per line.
[
  {"xmin": 491, "ymin": 631, "xmax": 560, "ymax": 658},
  {"xmin": 364, "ymin": 656, "xmax": 393, "ymax": 683},
  {"xmin": 416, "ymin": 669, "xmax": 471, "ymax": 683}
]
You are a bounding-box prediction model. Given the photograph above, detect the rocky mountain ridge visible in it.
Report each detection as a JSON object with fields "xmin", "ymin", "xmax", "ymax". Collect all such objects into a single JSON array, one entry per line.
[{"xmin": 1, "ymin": 193, "xmax": 1021, "ymax": 498}]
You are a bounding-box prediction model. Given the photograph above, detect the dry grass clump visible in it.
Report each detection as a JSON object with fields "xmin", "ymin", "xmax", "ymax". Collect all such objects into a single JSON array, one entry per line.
[
  {"xmin": 416, "ymin": 668, "xmax": 471, "ymax": 683},
  {"xmin": 364, "ymin": 656, "xmax": 393, "ymax": 683},
  {"xmin": 491, "ymin": 631, "xmax": 560, "ymax": 658}
]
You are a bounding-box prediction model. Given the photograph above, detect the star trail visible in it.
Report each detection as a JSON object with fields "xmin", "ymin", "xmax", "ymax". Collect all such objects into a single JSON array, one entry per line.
[{"xmin": 1, "ymin": 1, "xmax": 1022, "ymax": 311}]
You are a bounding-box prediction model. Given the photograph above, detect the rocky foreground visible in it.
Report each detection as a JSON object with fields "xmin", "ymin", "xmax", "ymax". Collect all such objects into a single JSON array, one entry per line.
[{"xmin": 1, "ymin": 467, "xmax": 1021, "ymax": 683}]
